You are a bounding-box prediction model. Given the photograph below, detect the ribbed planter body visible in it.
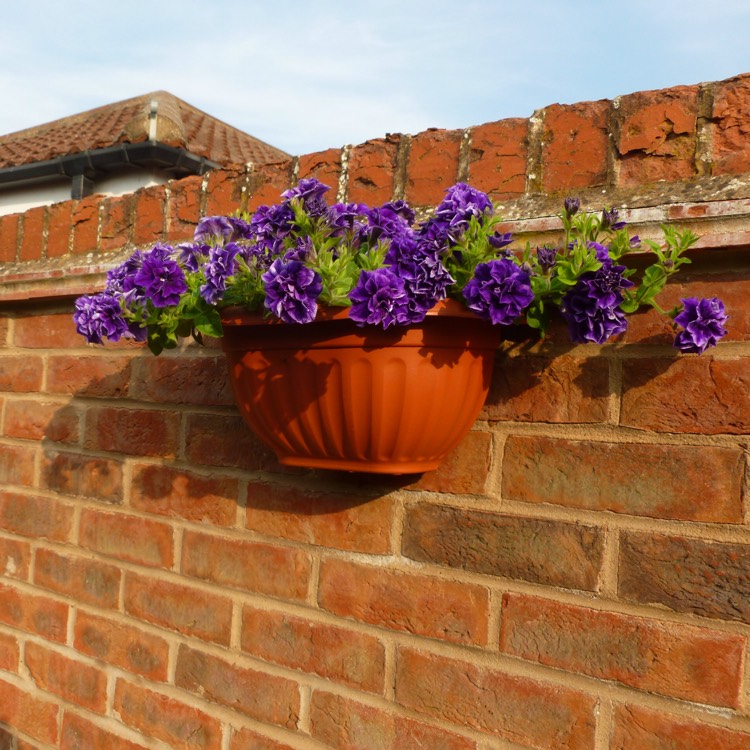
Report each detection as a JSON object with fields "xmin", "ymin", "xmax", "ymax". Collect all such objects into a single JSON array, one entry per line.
[{"xmin": 220, "ymin": 300, "xmax": 500, "ymax": 474}]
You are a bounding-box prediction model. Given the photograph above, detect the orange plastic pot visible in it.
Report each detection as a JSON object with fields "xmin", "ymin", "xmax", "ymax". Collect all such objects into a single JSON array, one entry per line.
[{"xmin": 220, "ymin": 299, "xmax": 501, "ymax": 474}]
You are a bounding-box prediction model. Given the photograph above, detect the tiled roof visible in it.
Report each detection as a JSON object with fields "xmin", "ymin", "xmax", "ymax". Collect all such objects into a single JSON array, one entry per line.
[{"xmin": 0, "ymin": 91, "xmax": 290, "ymax": 169}]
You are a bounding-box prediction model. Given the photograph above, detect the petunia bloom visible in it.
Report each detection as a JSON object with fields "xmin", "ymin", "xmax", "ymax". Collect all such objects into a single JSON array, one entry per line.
[{"xmin": 673, "ymin": 297, "xmax": 728, "ymax": 354}]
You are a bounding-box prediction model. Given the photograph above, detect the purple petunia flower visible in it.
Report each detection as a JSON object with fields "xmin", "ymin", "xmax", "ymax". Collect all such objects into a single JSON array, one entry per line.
[
  {"xmin": 673, "ymin": 297, "xmax": 728, "ymax": 354},
  {"xmin": 176, "ymin": 242, "xmax": 210, "ymax": 273},
  {"xmin": 328, "ymin": 202, "xmax": 370, "ymax": 238},
  {"xmin": 348, "ymin": 267, "xmax": 411, "ymax": 328},
  {"xmin": 536, "ymin": 247, "xmax": 557, "ymax": 272},
  {"xmin": 601, "ymin": 207, "xmax": 626, "ymax": 231},
  {"xmin": 463, "ymin": 259, "xmax": 534, "ymax": 325},
  {"xmin": 105, "ymin": 250, "xmax": 145, "ymax": 294},
  {"xmin": 564, "ymin": 197, "xmax": 581, "ymax": 217},
  {"xmin": 282, "ymin": 178, "xmax": 331, "ymax": 218},
  {"xmin": 200, "ymin": 242, "xmax": 241, "ymax": 304},
  {"xmin": 73, "ymin": 293, "xmax": 131, "ymax": 344},
  {"xmin": 132, "ymin": 244, "xmax": 188, "ymax": 308},
  {"xmin": 262, "ymin": 258, "xmax": 322, "ymax": 324},
  {"xmin": 419, "ymin": 183, "xmax": 494, "ymax": 251},
  {"xmin": 194, "ymin": 216, "xmax": 235, "ymax": 243}
]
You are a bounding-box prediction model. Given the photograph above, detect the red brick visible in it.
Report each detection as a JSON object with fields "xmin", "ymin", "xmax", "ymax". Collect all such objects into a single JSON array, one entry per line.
[
  {"xmin": 502, "ymin": 435, "xmax": 744, "ymax": 522},
  {"xmin": 468, "ymin": 118, "xmax": 527, "ymax": 199},
  {"xmin": 310, "ymin": 691, "xmax": 476, "ymax": 750},
  {"xmin": 0, "ymin": 443, "xmax": 36, "ymax": 487},
  {"xmin": 501, "ymin": 592, "xmax": 744, "ymax": 707},
  {"xmin": 84, "ymin": 405, "xmax": 180, "ymax": 457},
  {"xmin": 25, "ymin": 642, "xmax": 107, "ymax": 713},
  {"xmin": 41, "ymin": 450, "xmax": 123, "ymax": 503},
  {"xmin": 247, "ymin": 160, "xmax": 294, "ymax": 211},
  {"xmin": 0, "ymin": 583, "xmax": 68, "ymax": 642},
  {"xmin": 298, "ymin": 149, "xmax": 342, "ymax": 195},
  {"xmin": 347, "ymin": 136, "xmax": 400, "ymax": 204},
  {"xmin": 131, "ymin": 354, "xmax": 233, "ymax": 405},
  {"xmin": 0, "ymin": 355, "xmax": 43, "ymax": 391},
  {"xmin": 0, "ymin": 536, "xmax": 31, "ymax": 580},
  {"xmin": 74, "ymin": 610, "xmax": 169, "ymax": 681},
  {"xmin": 0, "ymin": 317, "xmax": 7, "ymax": 347},
  {"xmin": 0, "ymin": 492, "xmax": 73, "ymax": 542},
  {"xmin": 621, "ymin": 357, "xmax": 750, "ymax": 434},
  {"xmin": 619, "ymin": 531, "xmax": 750, "ymax": 625},
  {"xmin": 395, "ymin": 647, "xmax": 596, "ymax": 749},
  {"xmin": 230, "ymin": 728, "xmax": 297, "ymax": 750},
  {"xmin": 0, "ymin": 632, "xmax": 19, "ymax": 672},
  {"xmin": 241, "ymin": 606, "xmax": 385, "ymax": 692},
  {"xmin": 46, "ymin": 201, "xmax": 73, "ymax": 258},
  {"xmin": 61, "ymin": 711, "xmax": 150, "ymax": 750},
  {"xmin": 19, "ymin": 206, "xmax": 46, "ymax": 261},
  {"xmin": 403, "ymin": 502, "xmax": 604, "ymax": 591},
  {"xmin": 175, "ymin": 643, "xmax": 300, "ymax": 728},
  {"xmin": 203, "ymin": 165, "xmax": 246, "ymax": 216},
  {"xmin": 0, "ymin": 213, "xmax": 20, "ymax": 262},
  {"xmin": 405, "ymin": 129, "xmax": 462, "ymax": 206},
  {"xmin": 124, "ymin": 572, "xmax": 232, "ymax": 645},
  {"xmin": 114, "ymin": 678, "xmax": 222, "ymax": 750},
  {"xmin": 4, "ymin": 399, "xmax": 79, "ymax": 443},
  {"xmin": 35, "ymin": 548, "xmax": 120, "ymax": 608},
  {"xmin": 318, "ymin": 558, "xmax": 488, "ymax": 644},
  {"xmin": 617, "ymin": 85, "xmax": 699, "ymax": 187},
  {"xmin": 246, "ymin": 481, "xmax": 393, "ymax": 554},
  {"xmin": 131, "ymin": 463, "xmax": 238, "ymax": 525},
  {"xmin": 611, "ymin": 703, "xmax": 750, "ymax": 750},
  {"xmin": 184, "ymin": 412, "xmax": 279, "ymax": 471},
  {"xmin": 46, "ymin": 354, "xmax": 133, "ymax": 397},
  {"xmin": 13, "ymin": 312, "xmax": 82, "ymax": 349},
  {"xmin": 412, "ymin": 430, "xmax": 492, "ymax": 495},
  {"xmin": 132, "ymin": 184, "xmax": 166, "ymax": 246},
  {"xmin": 79, "ymin": 508, "xmax": 173, "ymax": 568},
  {"xmin": 99, "ymin": 193, "xmax": 133, "ymax": 252},
  {"xmin": 71, "ymin": 195, "xmax": 101, "ymax": 255},
  {"xmin": 712, "ymin": 75, "xmax": 750, "ymax": 176},
  {"xmin": 182, "ymin": 530, "xmax": 310, "ymax": 600},
  {"xmin": 0, "ymin": 676, "xmax": 59, "ymax": 744},
  {"xmin": 167, "ymin": 174, "xmax": 203, "ymax": 241}
]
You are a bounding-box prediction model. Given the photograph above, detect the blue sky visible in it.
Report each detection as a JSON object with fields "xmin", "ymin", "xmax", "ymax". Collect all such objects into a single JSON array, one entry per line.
[{"xmin": 3, "ymin": 0, "xmax": 750, "ymax": 156}]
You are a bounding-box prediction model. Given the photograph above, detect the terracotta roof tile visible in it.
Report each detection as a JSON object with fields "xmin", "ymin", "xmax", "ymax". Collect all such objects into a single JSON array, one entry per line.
[{"xmin": 0, "ymin": 91, "xmax": 290, "ymax": 169}]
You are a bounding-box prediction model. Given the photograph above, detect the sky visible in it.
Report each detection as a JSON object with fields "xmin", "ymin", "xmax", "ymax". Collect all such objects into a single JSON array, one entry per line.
[{"xmin": 2, "ymin": 0, "xmax": 750, "ymax": 156}]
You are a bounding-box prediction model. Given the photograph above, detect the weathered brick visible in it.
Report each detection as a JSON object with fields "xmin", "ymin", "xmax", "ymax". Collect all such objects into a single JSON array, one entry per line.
[
  {"xmin": 347, "ymin": 136, "xmax": 400, "ymax": 204},
  {"xmin": 13, "ymin": 312, "xmax": 82, "ymax": 349},
  {"xmin": 241, "ymin": 606, "xmax": 385, "ymax": 692},
  {"xmin": 46, "ymin": 354, "xmax": 133, "ymax": 397},
  {"xmin": 74, "ymin": 610, "xmax": 169, "ymax": 681},
  {"xmin": 167, "ymin": 174, "xmax": 203, "ymax": 241},
  {"xmin": 0, "ymin": 536, "xmax": 31, "ymax": 580},
  {"xmin": 41, "ymin": 450, "xmax": 123, "ymax": 503},
  {"xmin": 405, "ymin": 128, "xmax": 462, "ymax": 206},
  {"xmin": 395, "ymin": 647, "xmax": 596, "ymax": 749},
  {"xmin": 246, "ymin": 481, "xmax": 393, "ymax": 554},
  {"xmin": 0, "ymin": 676, "xmax": 59, "ymax": 745},
  {"xmin": 318, "ymin": 558, "xmax": 488, "ymax": 644},
  {"xmin": 19, "ymin": 206, "xmax": 46, "ymax": 261},
  {"xmin": 182, "ymin": 530, "xmax": 310, "ymax": 600},
  {"xmin": 124, "ymin": 572, "xmax": 232, "ymax": 645},
  {"xmin": 46, "ymin": 201, "xmax": 73, "ymax": 258},
  {"xmin": 501, "ymin": 593, "xmax": 744, "ymax": 707},
  {"xmin": 619, "ymin": 531, "xmax": 750, "ymax": 625},
  {"xmin": 542, "ymin": 100, "xmax": 610, "ymax": 191},
  {"xmin": 0, "ymin": 355, "xmax": 43, "ymax": 392},
  {"xmin": 712, "ymin": 74, "xmax": 750, "ymax": 176},
  {"xmin": 83, "ymin": 405, "xmax": 180, "ymax": 457},
  {"xmin": 310, "ymin": 690, "xmax": 476, "ymax": 750},
  {"xmin": 502, "ymin": 435, "xmax": 744, "ymax": 522},
  {"xmin": 79, "ymin": 508, "xmax": 173, "ymax": 568},
  {"xmin": 132, "ymin": 184, "xmax": 166, "ymax": 246},
  {"xmin": 247, "ymin": 160, "xmax": 294, "ymax": 211},
  {"xmin": 175, "ymin": 644, "xmax": 300, "ymax": 727},
  {"xmin": 130, "ymin": 463, "xmax": 238, "ymax": 525},
  {"xmin": 99, "ymin": 193, "xmax": 133, "ymax": 252},
  {"xmin": 0, "ymin": 443, "xmax": 36, "ymax": 487},
  {"xmin": 620, "ymin": 357, "xmax": 750, "ymax": 434},
  {"xmin": 25, "ymin": 642, "xmax": 107, "ymax": 713},
  {"xmin": 4, "ymin": 399, "xmax": 79, "ymax": 443},
  {"xmin": 0, "ymin": 492, "xmax": 73, "ymax": 542},
  {"xmin": 611, "ymin": 703, "xmax": 750, "ymax": 750},
  {"xmin": 0, "ymin": 583, "xmax": 68, "ymax": 642},
  {"xmin": 617, "ymin": 85, "xmax": 699, "ymax": 187},
  {"xmin": 114, "ymin": 678, "xmax": 222, "ymax": 750},
  {"xmin": 0, "ymin": 213, "xmax": 20, "ymax": 262},
  {"xmin": 0, "ymin": 631, "xmax": 19, "ymax": 672},
  {"xmin": 203, "ymin": 165, "xmax": 245, "ymax": 216},
  {"xmin": 403, "ymin": 503, "xmax": 603, "ymax": 591},
  {"xmin": 61, "ymin": 711, "xmax": 150, "ymax": 750},
  {"xmin": 230, "ymin": 728, "xmax": 297, "ymax": 750},
  {"xmin": 71, "ymin": 195, "xmax": 101, "ymax": 255},
  {"xmin": 35, "ymin": 549, "xmax": 120, "ymax": 608},
  {"xmin": 468, "ymin": 118, "xmax": 527, "ymax": 199},
  {"xmin": 298, "ymin": 149, "xmax": 342, "ymax": 195},
  {"xmin": 412, "ymin": 431, "xmax": 492, "ymax": 495},
  {"xmin": 483, "ymin": 353, "xmax": 610, "ymax": 423}
]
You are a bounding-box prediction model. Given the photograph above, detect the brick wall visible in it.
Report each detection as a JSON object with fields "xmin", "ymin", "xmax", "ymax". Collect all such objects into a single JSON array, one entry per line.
[{"xmin": 0, "ymin": 73, "xmax": 749, "ymax": 749}]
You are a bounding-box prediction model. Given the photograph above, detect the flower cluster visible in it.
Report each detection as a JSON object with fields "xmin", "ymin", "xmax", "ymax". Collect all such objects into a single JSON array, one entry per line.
[{"xmin": 74, "ymin": 178, "xmax": 727, "ymax": 356}]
